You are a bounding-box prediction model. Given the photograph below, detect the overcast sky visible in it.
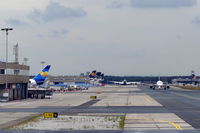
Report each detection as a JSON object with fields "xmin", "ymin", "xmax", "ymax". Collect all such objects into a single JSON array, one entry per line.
[{"xmin": 0, "ymin": 0, "xmax": 200, "ymax": 76}]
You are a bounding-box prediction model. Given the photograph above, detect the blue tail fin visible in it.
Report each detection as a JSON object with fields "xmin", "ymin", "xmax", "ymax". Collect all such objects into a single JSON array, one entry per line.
[
  {"xmin": 89, "ymin": 70, "xmax": 96, "ymax": 79},
  {"xmin": 33, "ymin": 65, "xmax": 51, "ymax": 84},
  {"xmin": 192, "ymin": 74, "xmax": 196, "ymax": 80},
  {"xmin": 191, "ymin": 70, "xmax": 196, "ymax": 80}
]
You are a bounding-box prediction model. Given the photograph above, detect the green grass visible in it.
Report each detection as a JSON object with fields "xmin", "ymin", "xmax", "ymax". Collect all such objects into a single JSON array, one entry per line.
[
  {"xmin": 119, "ymin": 116, "xmax": 125, "ymax": 129},
  {"xmin": 4, "ymin": 114, "xmax": 42, "ymax": 130},
  {"xmin": 176, "ymin": 85, "xmax": 200, "ymax": 90}
]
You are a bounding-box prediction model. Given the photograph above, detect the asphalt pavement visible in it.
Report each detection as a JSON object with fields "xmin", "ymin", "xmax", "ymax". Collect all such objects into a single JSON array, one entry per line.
[
  {"xmin": 1, "ymin": 85, "xmax": 200, "ymax": 132},
  {"xmin": 139, "ymin": 86, "xmax": 200, "ymax": 129}
]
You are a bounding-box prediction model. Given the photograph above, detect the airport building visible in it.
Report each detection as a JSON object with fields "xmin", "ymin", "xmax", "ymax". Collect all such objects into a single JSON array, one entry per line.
[
  {"xmin": 47, "ymin": 75, "xmax": 90, "ymax": 83},
  {"xmin": 0, "ymin": 62, "xmax": 29, "ymax": 101}
]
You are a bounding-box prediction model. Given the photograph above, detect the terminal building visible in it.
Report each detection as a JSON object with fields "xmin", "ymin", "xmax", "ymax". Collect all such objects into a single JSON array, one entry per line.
[
  {"xmin": 47, "ymin": 75, "xmax": 90, "ymax": 84},
  {"xmin": 0, "ymin": 62, "xmax": 29, "ymax": 101}
]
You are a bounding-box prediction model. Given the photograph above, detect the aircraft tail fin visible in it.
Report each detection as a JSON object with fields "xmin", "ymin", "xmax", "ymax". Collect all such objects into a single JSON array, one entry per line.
[
  {"xmin": 191, "ymin": 70, "xmax": 197, "ymax": 79},
  {"xmin": 192, "ymin": 74, "xmax": 197, "ymax": 79},
  {"xmin": 33, "ymin": 65, "xmax": 51, "ymax": 84},
  {"xmin": 89, "ymin": 70, "xmax": 96, "ymax": 79}
]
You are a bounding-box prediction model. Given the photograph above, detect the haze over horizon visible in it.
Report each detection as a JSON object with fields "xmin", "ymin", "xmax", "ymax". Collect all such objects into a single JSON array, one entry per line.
[{"xmin": 0, "ymin": 0, "xmax": 200, "ymax": 76}]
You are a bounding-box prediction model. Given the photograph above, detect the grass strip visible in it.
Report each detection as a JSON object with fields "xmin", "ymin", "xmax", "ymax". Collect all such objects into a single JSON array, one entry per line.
[
  {"xmin": 176, "ymin": 85, "xmax": 200, "ymax": 90},
  {"xmin": 4, "ymin": 114, "xmax": 42, "ymax": 130},
  {"xmin": 119, "ymin": 116, "xmax": 125, "ymax": 129}
]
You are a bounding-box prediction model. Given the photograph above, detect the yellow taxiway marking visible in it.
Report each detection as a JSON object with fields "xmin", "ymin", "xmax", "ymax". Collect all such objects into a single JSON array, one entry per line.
[
  {"xmin": 171, "ymin": 92, "xmax": 200, "ymax": 100},
  {"xmin": 145, "ymin": 97, "xmax": 152, "ymax": 103},
  {"xmin": 127, "ymin": 117, "xmax": 182, "ymax": 130},
  {"xmin": 156, "ymin": 119, "xmax": 182, "ymax": 130}
]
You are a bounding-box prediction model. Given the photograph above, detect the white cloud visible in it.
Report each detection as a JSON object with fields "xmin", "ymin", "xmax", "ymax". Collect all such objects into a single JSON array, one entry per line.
[
  {"xmin": 130, "ymin": 0, "xmax": 197, "ymax": 8},
  {"xmin": 28, "ymin": 1, "xmax": 87, "ymax": 23},
  {"xmin": 0, "ymin": 0, "xmax": 199, "ymax": 76},
  {"xmin": 107, "ymin": 0, "xmax": 124, "ymax": 8},
  {"xmin": 49, "ymin": 29, "xmax": 69, "ymax": 38},
  {"xmin": 193, "ymin": 16, "xmax": 200, "ymax": 24},
  {"xmin": 6, "ymin": 18, "xmax": 28, "ymax": 27}
]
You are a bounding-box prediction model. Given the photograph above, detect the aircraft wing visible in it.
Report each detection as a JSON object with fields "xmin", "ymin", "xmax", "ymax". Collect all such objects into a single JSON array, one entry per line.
[
  {"xmin": 111, "ymin": 81, "xmax": 123, "ymax": 84},
  {"xmin": 126, "ymin": 82, "xmax": 139, "ymax": 85}
]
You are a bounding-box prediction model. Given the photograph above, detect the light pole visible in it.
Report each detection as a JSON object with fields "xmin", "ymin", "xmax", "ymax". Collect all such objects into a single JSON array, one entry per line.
[
  {"xmin": 1, "ymin": 28, "xmax": 13, "ymax": 89},
  {"xmin": 41, "ymin": 61, "xmax": 45, "ymax": 68},
  {"xmin": 23, "ymin": 57, "xmax": 28, "ymax": 65}
]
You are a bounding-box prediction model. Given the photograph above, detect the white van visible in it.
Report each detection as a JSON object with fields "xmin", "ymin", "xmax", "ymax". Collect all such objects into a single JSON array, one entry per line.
[{"xmin": 45, "ymin": 90, "xmax": 53, "ymax": 99}]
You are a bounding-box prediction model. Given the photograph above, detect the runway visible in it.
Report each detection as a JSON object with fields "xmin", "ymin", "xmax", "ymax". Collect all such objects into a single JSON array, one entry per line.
[{"xmin": 0, "ymin": 85, "xmax": 199, "ymax": 132}]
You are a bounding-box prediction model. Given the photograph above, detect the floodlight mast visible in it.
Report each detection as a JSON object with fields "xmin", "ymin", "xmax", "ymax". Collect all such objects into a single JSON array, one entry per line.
[{"xmin": 1, "ymin": 28, "xmax": 13, "ymax": 89}]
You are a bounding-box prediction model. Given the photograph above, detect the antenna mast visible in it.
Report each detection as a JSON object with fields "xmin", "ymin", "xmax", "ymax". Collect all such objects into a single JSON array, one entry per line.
[{"xmin": 13, "ymin": 43, "xmax": 19, "ymax": 64}]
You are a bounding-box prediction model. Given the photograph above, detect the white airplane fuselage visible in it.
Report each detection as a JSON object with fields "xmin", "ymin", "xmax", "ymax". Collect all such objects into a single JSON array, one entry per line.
[
  {"xmin": 157, "ymin": 80, "xmax": 163, "ymax": 88},
  {"xmin": 150, "ymin": 80, "xmax": 169, "ymax": 90}
]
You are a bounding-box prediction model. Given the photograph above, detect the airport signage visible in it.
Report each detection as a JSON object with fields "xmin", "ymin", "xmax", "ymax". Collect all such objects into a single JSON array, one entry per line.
[
  {"xmin": 90, "ymin": 96, "xmax": 97, "ymax": 99},
  {"xmin": 43, "ymin": 112, "xmax": 58, "ymax": 118}
]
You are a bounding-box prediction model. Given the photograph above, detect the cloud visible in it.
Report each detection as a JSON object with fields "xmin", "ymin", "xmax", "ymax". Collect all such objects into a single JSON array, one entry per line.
[
  {"xmin": 28, "ymin": 1, "xmax": 87, "ymax": 23},
  {"xmin": 35, "ymin": 29, "xmax": 69, "ymax": 38},
  {"xmin": 130, "ymin": 0, "xmax": 197, "ymax": 8},
  {"xmin": 6, "ymin": 18, "xmax": 28, "ymax": 26},
  {"xmin": 36, "ymin": 34, "xmax": 44, "ymax": 38},
  {"xmin": 119, "ymin": 53, "xmax": 144, "ymax": 59},
  {"xmin": 49, "ymin": 29, "xmax": 69, "ymax": 38},
  {"xmin": 193, "ymin": 16, "xmax": 200, "ymax": 24},
  {"xmin": 108, "ymin": 0, "xmax": 124, "ymax": 8}
]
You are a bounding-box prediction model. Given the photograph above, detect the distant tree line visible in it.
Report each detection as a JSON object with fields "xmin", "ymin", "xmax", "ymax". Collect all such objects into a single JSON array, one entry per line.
[{"xmin": 102, "ymin": 76, "xmax": 194, "ymax": 84}]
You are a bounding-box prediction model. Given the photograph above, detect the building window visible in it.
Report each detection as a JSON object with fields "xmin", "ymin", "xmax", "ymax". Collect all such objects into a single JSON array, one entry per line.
[
  {"xmin": 14, "ymin": 70, "xmax": 20, "ymax": 75},
  {"xmin": 0, "ymin": 69, "xmax": 29, "ymax": 76},
  {"xmin": 0, "ymin": 69, "xmax": 5, "ymax": 74}
]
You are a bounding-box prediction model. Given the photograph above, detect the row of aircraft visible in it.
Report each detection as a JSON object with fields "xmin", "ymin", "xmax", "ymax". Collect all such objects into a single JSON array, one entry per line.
[
  {"xmin": 28, "ymin": 65, "xmax": 176, "ymax": 91},
  {"xmin": 29, "ymin": 65, "xmax": 104, "ymax": 88}
]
